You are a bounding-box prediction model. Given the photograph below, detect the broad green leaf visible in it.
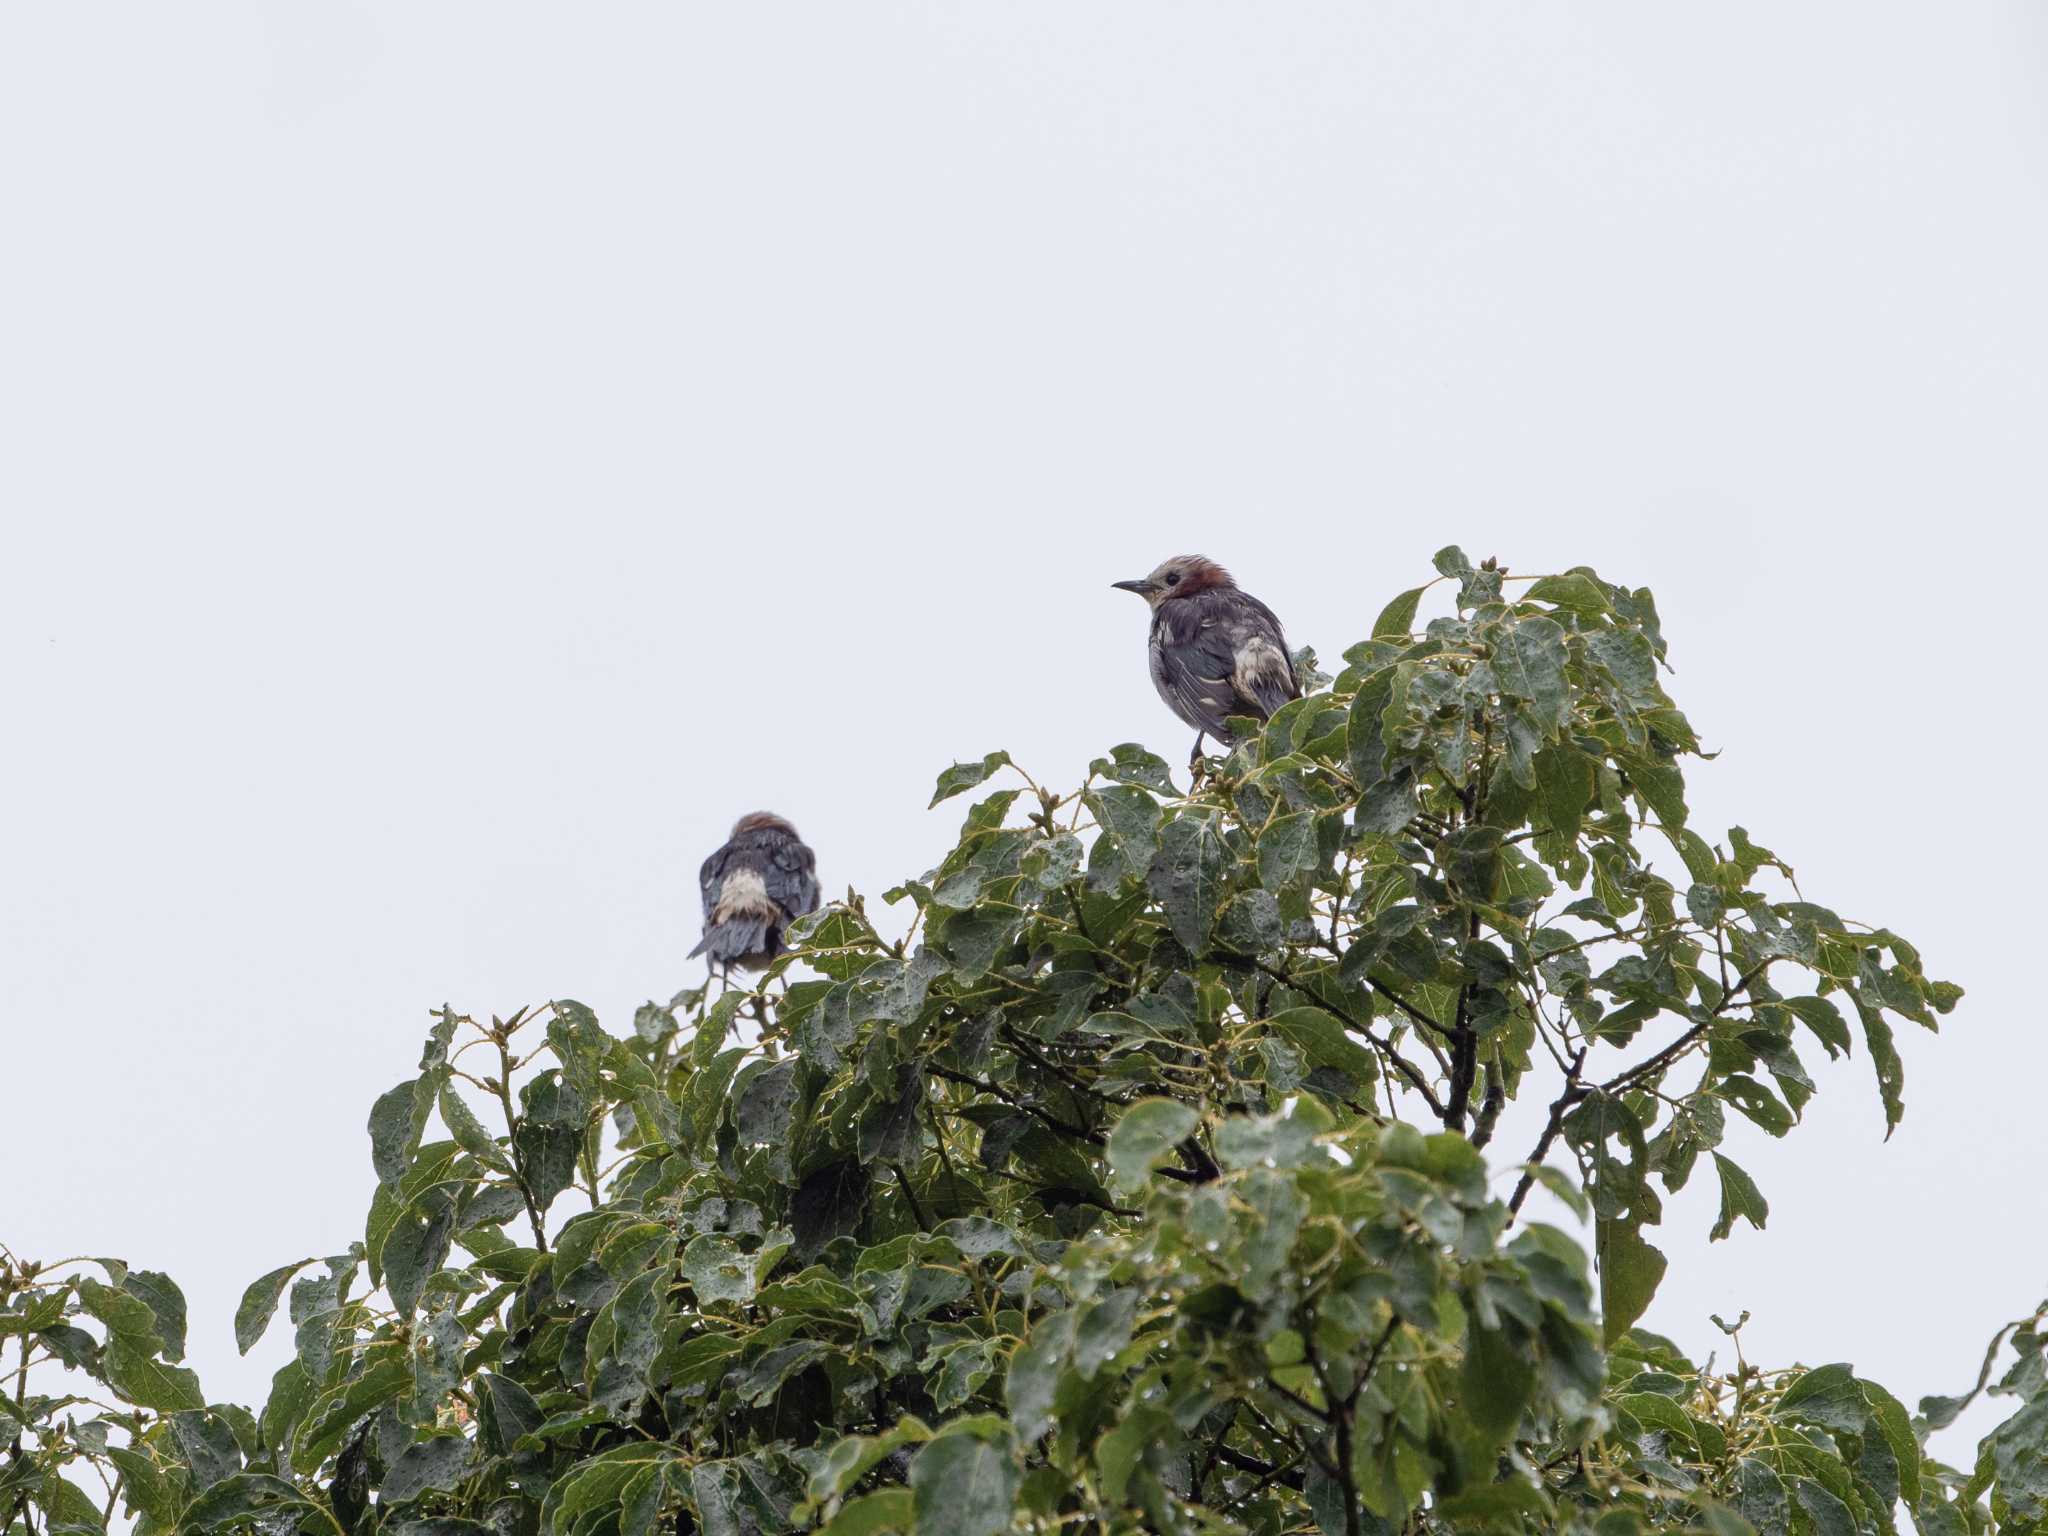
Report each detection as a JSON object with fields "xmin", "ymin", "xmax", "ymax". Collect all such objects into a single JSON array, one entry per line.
[
  {"xmin": 822, "ymin": 1488, "xmax": 914, "ymax": 1535},
  {"xmin": 1088, "ymin": 743, "xmax": 1177, "ymax": 795},
  {"xmin": 1256, "ymin": 810, "xmax": 1319, "ymax": 892},
  {"xmin": 437, "ymin": 1086, "xmax": 511, "ymax": 1173},
  {"xmin": 293, "ymin": 1349, "xmax": 410, "ymax": 1471},
  {"xmin": 1266, "ymin": 1006, "xmax": 1378, "ymax": 1087},
  {"xmin": 104, "ymin": 1339, "xmax": 204, "ymax": 1413},
  {"xmin": 908, "ymin": 1430, "xmax": 1019, "ymax": 1536},
  {"xmin": 1463, "ymin": 1319, "xmax": 1536, "ymax": 1438},
  {"xmin": 1856, "ymin": 998, "xmax": 1906, "ymax": 1138},
  {"xmin": 1105, "ymin": 1099, "xmax": 1198, "ymax": 1197},
  {"xmin": 121, "ymin": 1270, "xmax": 187, "ymax": 1363},
  {"xmin": 1147, "ymin": 813, "xmax": 1230, "ymax": 955},
  {"xmin": 1433, "ymin": 545, "xmax": 1474, "ymax": 579},
  {"xmin": 1086, "ymin": 785, "xmax": 1162, "ymax": 883},
  {"xmin": 368, "ymin": 1076, "xmax": 433, "ymax": 1188},
  {"xmin": 808, "ymin": 1417, "xmax": 933, "ymax": 1502},
  {"xmin": 1598, "ymin": 1220, "xmax": 1667, "ymax": 1347},
  {"xmin": 682, "ymin": 1234, "xmax": 757, "ymax": 1306},
  {"xmin": 1371, "ymin": 585, "xmax": 1427, "ymax": 639},
  {"xmin": 77, "ymin": 1277, "xmax": 162, "ymax": 1349},
  {"xmin": 233, "ymin": 1259, "xmax": 315, "ymax": 1355},
  {"xmin": 1526, "ymin": 572, "xmax": 1611, "ymax": 618},
  {"xmin": 1492, "ymin": 614, "xmax": 1570, "ymax": 730},
  {"xmin": 930, "ymin": 752, "xmax": 1012, "ymax": 808},
  {"xmin": 1782, "ymin": 995, "xmax": 1852, "ymax": 1059},
  {"xmin": 1708, "ymin": 1154, "xmax": 1769, "ymax": 1242}
]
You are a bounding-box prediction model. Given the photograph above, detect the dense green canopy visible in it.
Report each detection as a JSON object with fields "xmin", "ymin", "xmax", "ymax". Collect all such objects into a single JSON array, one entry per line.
[{"xmin": 6, "ymin": 549, "xmax": 2043, "ymax": 1536}]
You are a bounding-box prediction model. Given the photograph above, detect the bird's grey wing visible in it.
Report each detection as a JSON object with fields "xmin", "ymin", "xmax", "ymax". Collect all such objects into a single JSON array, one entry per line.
[
  {"xmin": 1152, "ymin": 613, "xmax": 1244, "ymax": 738},
  {"xmin": 1228, "ymin": 596, "xmax": 1300, "ymax": 719},
  {"xmin": 766, "ymin": 837, "xmax": 820, "ymax": 920},
  {"xmin": 697, "ymin": 843, "xmax": 733, "ymax": 923}
]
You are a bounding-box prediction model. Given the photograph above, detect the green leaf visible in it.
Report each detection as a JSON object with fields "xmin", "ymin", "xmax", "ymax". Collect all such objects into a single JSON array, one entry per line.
[
  {"xmin": 1791, "ymin": 1478, "xmax": 1857, "ymax": 1536},
  {"xmin": 382, "ymin": 1189, "xmax": 457, "ymax": 1316},
  {"xmin": 77, "ymin": 1276, "xmax": 162, "ymax": 1350},
  {"xmin": 1371, "ymin": 585, "xmax": 1427, "ymax": 639},
  {"xmin": 1266, "ymin": 1006, "xmax": 1379, "ymax": 1087},
  {"xmin": 39, "ymin": 1472, "xmax": 107, "ymax": 1536},
  {"xmin": 1534, "ymin": 747, "xmax": 1596, "ymax": 840},
  {"xmin": 1214, "ymin": 1099, "xmax": 1332, "ymax": 1170},
  {"xmin": 908, "ymin": 1430, "xmax": 1019, "ymax": 1536},
  {"xmin": 822, "ymin": 1488, "xmax": 915, "ymax": 1536},
  {"xmin": 930, "ymin": 752, "xmax": 1012, "ymax": 808},
  {"xmin": 121, "ymin": 1270, "xmax": 187, "ymax": 1363},
  {"xmin": 1444, "ymin": 825, "xmax": 1503, "ymax": 901},
  {"xmin": 369, "ymin": 1076, "xmax": 431, "ymax": 1187},
  {"xmin": 105, "ymin": 1448, "xmax": 175, "ymax": 1523},
  {"xmin": 548, "ymin": 1446, "xmax": 678, "ymax": 1536},
  {"xmin": 1585, "ymin": 628, "xmax": 1659, "ymax": 704},
  {"xmin": 1463, "ymin": 1320, "xmax": 1536, "ymax": 1438},
  {"xmin": 104, "ymin": 1339, "xmax": 205, "ymax": 1413},
  {"xmin": 409, "ymin": 1305, "xmax": 466, "ymax": 1423},
  {"xmin": 808, "ymin": 1417, "xmax": 933, "ymax": 1502},
  {"xmin": 935, "ymin": 907, "xmax": 1022, "ymax": 981},
  {"xmin": 1856, "ymin": 998, "xmax": 1906, "ymax": 1138},
  {"xmin": 1775, "ymin": 1363, "xmax": 1863, "ymax": 1429},
  {"xmin": 1858, "ymin": 1378, "xmax": 1921, "ymax": 1505},
  {"xmin": 293, "ymin": 1349, "xmax": 411, "ymax": 1471},
  {"xmin": 734, "ymin": 1058, "xmax": 802, "ymax": 1148},
  {"xmin": 1345, "ymin": 671, "xmax": 1394, "ymax": 789},
  {"xmin": 1491, "ymin": 614, "xmax": 1570, "ymax": 730},
  {"xmin": 632, "ymin": 1000, "xmax": 678, "ymax": 1044},
  {"xmin": 1782, "ymin": 995, "xmax": 1851, "ymax": 1059},
  {"xmin": 437, "ymin": 1086, "xmax": 511, "ymax": 1173},
  {"xmin": 1597, "ymin": 1220, "xmax": 1666, "ymax": 1347},
  {"xmin": 233, "ymin": 1259, "xmax": 315, "ymax": 1355},
  {"xmin": 1088, "ymin": 743, "xmax": 1177, "ymax": 795},
  {"xmin": 1086, "ymin": 786, "xmax": 1162, "ymax": 883},
  {"xmin": 682, "ymin": 1234, "xmax": 757, "ymax": 1306},
  {"xmin": 1105, "ymin": 1099, "xmax": 1198, "ymax": 1197},
  {"xmin": 1525, "ymin": 572, "xmax": 1612, "ymax": 618},
  {"xmin": 1708, "ymin": 1153, "xmax": 1769, "ymax": 1242},
  {"xmin": 1256, "ymin": 811, "xmax": 1320, "ymax": 893},
  {"xmin": 382, "ymin": 1435, "xmax": 476, "ymax": 1504},
  {"xmin": 477, "ymin": 1371, "xmax": 543, "ymax": 1456},
  {"xmin": 180, "ymin": 1474, "xmax": 325, "ymax": 1533},
  {"xmin": 1147, "ymin": 813, "xmax": 1230, "ymax": 954}
]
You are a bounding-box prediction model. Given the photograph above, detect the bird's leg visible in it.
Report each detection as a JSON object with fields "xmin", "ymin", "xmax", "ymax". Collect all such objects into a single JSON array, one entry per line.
[{"xmin": 1188, "ymin": 732, "xmax": 1209, "ymax": 787}]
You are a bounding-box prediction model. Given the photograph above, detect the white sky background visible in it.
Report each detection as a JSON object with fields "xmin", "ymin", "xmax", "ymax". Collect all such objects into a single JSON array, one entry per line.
[{"xmin": 4, "ymin": 1, "xmax": 2045, "ymax": 1462}]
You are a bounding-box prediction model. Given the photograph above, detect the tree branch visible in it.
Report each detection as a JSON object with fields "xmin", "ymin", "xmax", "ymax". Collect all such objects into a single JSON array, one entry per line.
[
  {"xmin": 1506, "ymin": 1046, "xmax": 1589, "ymax": 1221},
  {"xmin": 1596, "ymin": 958, "xmax": 1775, "ymax": 1099},
  {"xmin": 926, "ymin": 1065, "xmax": 1105, "ymax": 1146},
  {"xmin": 1254, "ymin": 962, "xmax": 1447, "ymax": 1121}
]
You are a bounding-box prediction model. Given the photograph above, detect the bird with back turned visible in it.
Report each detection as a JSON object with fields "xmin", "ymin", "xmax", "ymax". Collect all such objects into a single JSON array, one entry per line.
[
  {"xmin": 689, "ymin": 812, "xmax": 820, "ymax": 978},
  {"xmin": 1112, "ymin": 555, "xmax": 1301, "ymax": 769}
]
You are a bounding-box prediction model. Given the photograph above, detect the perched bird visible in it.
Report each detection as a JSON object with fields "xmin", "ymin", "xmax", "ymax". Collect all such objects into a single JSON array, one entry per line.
[
  {"xmin": 1112, "ymin": 556, "xmax": 1301, "ymax": 765},
  {"xmin": 689, "ymin": 812, "xmax": 820, "ymax": 974}
]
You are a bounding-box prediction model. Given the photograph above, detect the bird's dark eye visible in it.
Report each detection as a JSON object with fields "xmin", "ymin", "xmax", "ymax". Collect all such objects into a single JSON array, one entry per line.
[{"xmin": 1165, "ymin": 571, "xmax": 1182, "ymax": 586}]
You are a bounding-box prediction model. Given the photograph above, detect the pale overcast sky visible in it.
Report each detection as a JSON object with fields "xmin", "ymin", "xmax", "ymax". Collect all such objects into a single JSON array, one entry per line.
[{"xmin": 4, "ymin": 2, "xmax": 2044, "ymax": 1459}]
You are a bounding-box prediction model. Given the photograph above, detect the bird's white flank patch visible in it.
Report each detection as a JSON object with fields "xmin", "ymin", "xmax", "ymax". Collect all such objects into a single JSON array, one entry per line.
[
  {"xmin": 713, "ymin": 867, "xmax": 776, "ymax": 922},
  {"xmin": 1234, "ymin": 635, "xmax": 1287, "ymax": 696}
]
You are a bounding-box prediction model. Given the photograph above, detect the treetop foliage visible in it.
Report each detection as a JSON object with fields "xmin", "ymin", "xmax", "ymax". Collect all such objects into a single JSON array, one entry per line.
[{"xmin": 6, "ymin": 548, "xmax": 2043, "ymax": 1536}]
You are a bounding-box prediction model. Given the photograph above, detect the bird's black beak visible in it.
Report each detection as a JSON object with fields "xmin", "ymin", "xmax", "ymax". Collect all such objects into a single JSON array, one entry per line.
[{"xmin": 1111, "ymin": 579, "xmax": 1155, "ymax": 596}]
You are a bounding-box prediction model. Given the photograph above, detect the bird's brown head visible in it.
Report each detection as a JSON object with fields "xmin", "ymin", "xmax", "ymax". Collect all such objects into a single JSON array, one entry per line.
[
  {"xmin": 731, "ymin": 810, "xmax": 800, "ymax": 840},
  {"xmin": 1110, "ymin": 555, "xmax": 1235, "ymax": 609}
]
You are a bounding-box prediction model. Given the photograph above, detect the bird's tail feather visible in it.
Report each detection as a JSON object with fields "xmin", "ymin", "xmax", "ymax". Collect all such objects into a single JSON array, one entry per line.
[{"xmin": 691, "ymin": 916, "xmax": 776, "ymax": 964}]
